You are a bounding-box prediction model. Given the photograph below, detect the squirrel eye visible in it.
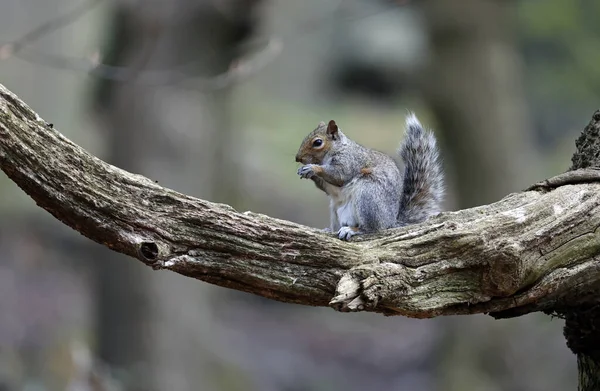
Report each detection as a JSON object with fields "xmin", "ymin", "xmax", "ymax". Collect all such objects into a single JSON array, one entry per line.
[{"xmin": 312, "ymin": 139, "xmax": 323, "ymax": 148}]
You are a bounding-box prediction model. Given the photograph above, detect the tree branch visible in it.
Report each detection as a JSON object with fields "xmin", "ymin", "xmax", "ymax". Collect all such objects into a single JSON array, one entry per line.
[{"xmin": 1, "ymin": 82, "xmax": 599, "ymax": 318}]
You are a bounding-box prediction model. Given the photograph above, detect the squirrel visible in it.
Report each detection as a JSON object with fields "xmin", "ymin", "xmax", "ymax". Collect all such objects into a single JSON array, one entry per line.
[{"xmin": 295, "ymin": 113, "xmax": 444, "ymax": 241}]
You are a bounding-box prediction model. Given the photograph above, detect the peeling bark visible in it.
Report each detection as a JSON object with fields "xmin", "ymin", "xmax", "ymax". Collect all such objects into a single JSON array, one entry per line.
[{"xmin": 1, "ymin": 83, "xmax": 600, "ymax": 323}]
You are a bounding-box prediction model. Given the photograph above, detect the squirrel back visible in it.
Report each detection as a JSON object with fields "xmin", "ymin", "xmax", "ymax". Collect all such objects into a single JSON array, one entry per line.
[{"xmin": 295, "ymin": 114, "xmax": 443, "ymax": 240}]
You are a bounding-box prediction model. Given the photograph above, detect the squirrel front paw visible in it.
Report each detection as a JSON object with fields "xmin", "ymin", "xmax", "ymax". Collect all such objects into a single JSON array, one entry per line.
[
  {"xmin": 297, "ymin": 164, "xmax": 318, "ymax": 179},
  {"xmin": 338, "ymin": 226, "xmax": 359, "ymax": 241}
]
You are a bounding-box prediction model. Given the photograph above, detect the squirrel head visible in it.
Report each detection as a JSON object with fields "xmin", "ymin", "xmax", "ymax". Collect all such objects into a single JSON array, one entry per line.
[{"xmin": 295, "ymin": 120, "xmax": 339, "ymax": 164}]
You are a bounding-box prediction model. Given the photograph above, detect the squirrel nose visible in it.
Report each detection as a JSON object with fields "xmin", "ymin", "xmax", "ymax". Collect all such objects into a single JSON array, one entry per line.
[{"xmin": 295, "ymin": 154, "xmax": 301, "ymax": 163}]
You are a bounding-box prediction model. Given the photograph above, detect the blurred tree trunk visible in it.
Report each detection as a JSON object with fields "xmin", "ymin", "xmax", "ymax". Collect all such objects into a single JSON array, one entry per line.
[
  {"xmin": 90, "ymin": 1, "xmax": 260, "ymax": 390},
  {"xmin": 419, "ymin": 1, "xmax": 574, "ymax": 391},
  {"xmin": 420, "ymin": 0, "xmax": 537, "ymax": 208}
]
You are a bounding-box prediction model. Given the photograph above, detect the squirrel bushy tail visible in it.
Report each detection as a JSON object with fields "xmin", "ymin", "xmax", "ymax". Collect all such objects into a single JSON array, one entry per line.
[{"xmin": 397, "ymin": 113, "xmax": 444, "ymax": 225}]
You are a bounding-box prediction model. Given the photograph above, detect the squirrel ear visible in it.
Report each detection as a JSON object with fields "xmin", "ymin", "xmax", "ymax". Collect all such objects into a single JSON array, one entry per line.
[
  {"xmin": 318, "ymin": 121, "xmax": 326, "ymax": 127},
  {"xmin": 327, "ymin": 120, "xmax": 338, "ymax": 138}
]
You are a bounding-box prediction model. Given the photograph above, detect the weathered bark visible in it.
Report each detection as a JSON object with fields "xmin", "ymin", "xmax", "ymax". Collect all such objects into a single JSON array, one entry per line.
[
  {"xmin": 578, "ymin": 355, "xmax": 600, "ymax": 391},
  {"xmin": 564, "ymin": 306, "xmax": 600, "ymax": 391},
  {"xmin": 561, "ymin": 113, "xmax": 600, "ymax": 391},
  {"xmin": 1, "ymin": 82, "xmax": 600, "ymax": 322}
]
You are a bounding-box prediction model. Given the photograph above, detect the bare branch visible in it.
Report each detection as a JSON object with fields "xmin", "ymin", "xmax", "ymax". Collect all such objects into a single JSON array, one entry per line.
[
  {"xmin": 3, "ymin": 1, "xmax": 406, "ymax": 91},
  {"xmin": 1, "ymin": 82, "xmax": 599, "ymax": 318},
  {"xmin": 526, "ymin": 168, "xmax": 600, "ymax": 191},
  {"xmin": 0, "ymin": 0, "xmax": 102, "ymax": 60}
]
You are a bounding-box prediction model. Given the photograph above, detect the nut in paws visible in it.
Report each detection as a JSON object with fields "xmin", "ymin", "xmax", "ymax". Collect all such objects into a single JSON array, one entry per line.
[{"xmin": 298, "ymin": 164, "xmax": 317, "ymax": 179}]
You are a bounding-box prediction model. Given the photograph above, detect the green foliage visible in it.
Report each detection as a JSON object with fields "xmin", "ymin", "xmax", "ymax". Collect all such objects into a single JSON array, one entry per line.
[{"xmin": 517, "ymin": 0, "xmax": 600, "ymax": 121}]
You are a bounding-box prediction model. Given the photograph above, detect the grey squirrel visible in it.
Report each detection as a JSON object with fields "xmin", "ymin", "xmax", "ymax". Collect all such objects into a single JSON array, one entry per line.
[{"xmin": 295, "ymin": 113, "xmax": 444, "ymax": 240}]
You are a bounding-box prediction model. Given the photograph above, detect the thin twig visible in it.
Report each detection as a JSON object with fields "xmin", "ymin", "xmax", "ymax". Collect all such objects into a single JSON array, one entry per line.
[
  {"xmin": 0, "ymin": 0, "xmax": 103, "ymax": 60},
  {"xmin": 3, "ymin": 0, "xmax": 409, "ymax": 91}
]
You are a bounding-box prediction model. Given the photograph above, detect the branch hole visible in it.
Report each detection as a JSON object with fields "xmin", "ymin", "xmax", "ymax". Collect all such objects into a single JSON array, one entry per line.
[{"xmin": 140, "ymin": 242, "xmax": 159, "ymax": 261}]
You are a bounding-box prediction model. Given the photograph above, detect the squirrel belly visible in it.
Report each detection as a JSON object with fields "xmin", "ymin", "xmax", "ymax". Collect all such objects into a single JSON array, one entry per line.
[
  {"xmin": 323, "ymin": 177, "xmax": 360, "ymax": 232},
  {"xmin": 295, "ymin": 115, "xmax": 444, "ymax": 241}
]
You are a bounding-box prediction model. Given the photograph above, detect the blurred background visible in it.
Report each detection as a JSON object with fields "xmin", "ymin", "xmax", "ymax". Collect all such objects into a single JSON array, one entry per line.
[{"xmin": 0, "ymin": 0, "xmax": 596, "ymax": 390}]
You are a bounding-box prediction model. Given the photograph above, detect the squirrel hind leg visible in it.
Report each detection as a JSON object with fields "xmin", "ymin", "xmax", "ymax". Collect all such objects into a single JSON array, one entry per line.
[{"xmin": 355, "ymin": 184, "xmax": 400, "ymax": 234}]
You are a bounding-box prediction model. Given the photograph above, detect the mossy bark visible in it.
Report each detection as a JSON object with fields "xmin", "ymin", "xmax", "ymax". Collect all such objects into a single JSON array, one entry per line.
[{"xmin": 565, "ymin": 110, "xmax": 600, "ymax": 390}]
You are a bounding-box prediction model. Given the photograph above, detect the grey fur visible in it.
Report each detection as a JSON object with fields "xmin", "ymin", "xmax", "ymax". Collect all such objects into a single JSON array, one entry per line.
[
  {"xmin": 296, "ymin": 114, "xmax": 444, "ymax": 240},
  {"xmin": 397, "ymin": 113, "xmax": 445, "ymax": 225}
]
